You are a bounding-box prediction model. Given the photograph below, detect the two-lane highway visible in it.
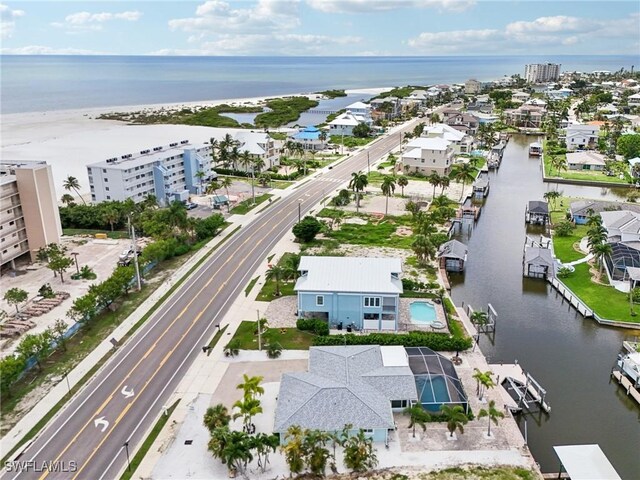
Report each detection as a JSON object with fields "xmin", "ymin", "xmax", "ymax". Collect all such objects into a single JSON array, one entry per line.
[{"xmin": 5, "ymin": 120, "xmax": 419, "ymax": 480}]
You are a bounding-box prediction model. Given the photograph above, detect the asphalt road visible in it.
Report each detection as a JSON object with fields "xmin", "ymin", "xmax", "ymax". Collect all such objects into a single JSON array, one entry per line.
[{"xmin": 4, "ymin": 120, "xmax": 419, "ymax": 480}]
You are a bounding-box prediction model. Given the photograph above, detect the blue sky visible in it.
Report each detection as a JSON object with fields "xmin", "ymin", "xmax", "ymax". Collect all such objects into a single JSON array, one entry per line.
[{"xmin": 1, "ymin": 1, "xmax": 639, "ymax": 55}]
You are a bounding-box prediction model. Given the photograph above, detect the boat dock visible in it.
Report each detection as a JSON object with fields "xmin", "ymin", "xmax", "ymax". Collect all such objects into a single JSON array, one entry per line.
[
  {"xmin": 611, "ymin": 370, "xmax": 640, "ymax": 404},
  {"xmin": 490, "ymin": 362, "xmax": 551, "ymax": 414}
]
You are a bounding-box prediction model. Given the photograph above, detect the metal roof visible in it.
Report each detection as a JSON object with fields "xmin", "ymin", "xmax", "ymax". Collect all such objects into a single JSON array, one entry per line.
[
  {"xmin": 406, "ymin": 137, "xmax": 451, "ymax": 151},
  {"xmin": 437, "ymin": 240, "xmax": 468, "ymax": 260},
  {"xmin": 295, "ymin": 256, "xmax": 403, "ymax": 294},
  {"xmin": 566, "ymin": 151, "xmax": 607, "ymax": 166},
  {"xmin": 553, "ymin": 445, "xmax": 621, "ymax": 480},
  {"xmin": 524, "ymin": 247, "xmax": 554, "ymax": 267}
]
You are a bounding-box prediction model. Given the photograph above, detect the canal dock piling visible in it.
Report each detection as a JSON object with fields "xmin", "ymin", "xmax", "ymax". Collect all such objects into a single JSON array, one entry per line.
[
  {"xmin": 490, "ymin": 362, "xmax": 551, "ymax": 414},
  {"xmin": 611, "ymin": 369, "xmax": 640, "ymax": 405}
]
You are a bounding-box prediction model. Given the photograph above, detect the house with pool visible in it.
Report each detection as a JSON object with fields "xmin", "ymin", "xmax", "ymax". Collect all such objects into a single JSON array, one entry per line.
[
  {"xmin": 295, "ymin": 256, "xmax": 402, "ymax": 331},
  {"xmin": 273, "ymin": 345, "xmax": 469, "ymax": 443}
]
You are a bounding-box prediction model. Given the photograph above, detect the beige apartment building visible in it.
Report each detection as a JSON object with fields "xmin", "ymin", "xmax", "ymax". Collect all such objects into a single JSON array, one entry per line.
[{"xmin": 1, "ymin": 161, "xmax": 62, "ymax": 270}]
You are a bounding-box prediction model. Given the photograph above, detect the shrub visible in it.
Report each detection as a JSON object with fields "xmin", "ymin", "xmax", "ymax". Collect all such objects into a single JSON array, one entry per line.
[
  {"xmin": 38, "ymin": 283, "xmax": 55, "ymax": 299},
  {"xmin": 554, "ymin": 221, "xmax": 576, "ymax": 237},
  {"xmin": 266, "ymin": 342, "xmax": 283, "ymax": 359},
  {"xmin": 312, "ymin": 331, "xmax": 472, "ymax": 351},
  {"xmin": 224, "ymin": 339, "xmax": 241, "ymax": 357},
  {"xmin": 214, "ymin": 168, "xmax": 301, "ymax": 181},
  {"xmin": 292, "ymin": 216, "xmax": 323, "ymax": 243},
  {"xmin": 297, "ymin": 318, "xmax": 329, "ymax": 336},
  {"xmin": 557, "ymin": 266, "xmax": 573, "ymax": 278}
]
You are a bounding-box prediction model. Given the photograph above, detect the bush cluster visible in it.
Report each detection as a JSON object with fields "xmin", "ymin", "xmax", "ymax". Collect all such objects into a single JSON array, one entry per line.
[
  {"xmin": 312, "ymin": 331, "xmax": 472, "ymax": 351},
  {"xmin": 215, "ymin": 168, "xmax": 301, "ymax": 181},
  {"xmin": 296, "ymin": 318, "xmax": 329, "ymax": 336},
  {"xmin": 402, "ymin": 278, "xmax": 439, "ymax": 291}
]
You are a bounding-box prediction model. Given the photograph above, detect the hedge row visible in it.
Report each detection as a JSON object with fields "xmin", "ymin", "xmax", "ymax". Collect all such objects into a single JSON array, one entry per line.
[
  {"xmin": 215, "ymin": 168, "xmax": 301, "ymax": 181},
  {"xmin": 312, "ymin": 331, "xmax": 472, "ymax": 351},
  {"xmin": 296, "ymin": 318, "xmax": 329, "ymax": 336}
]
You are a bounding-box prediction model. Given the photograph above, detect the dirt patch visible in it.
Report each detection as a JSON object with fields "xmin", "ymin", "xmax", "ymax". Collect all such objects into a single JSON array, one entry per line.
[{"xmin": 396, "ymin": 226, "xmax": 413, "ymax": 237}]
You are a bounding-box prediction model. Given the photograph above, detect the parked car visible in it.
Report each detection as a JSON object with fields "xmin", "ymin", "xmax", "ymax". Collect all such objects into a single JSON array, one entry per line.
[{"xmin": 185, "ymin": 202, "xmax": 198, "ymax": 210}]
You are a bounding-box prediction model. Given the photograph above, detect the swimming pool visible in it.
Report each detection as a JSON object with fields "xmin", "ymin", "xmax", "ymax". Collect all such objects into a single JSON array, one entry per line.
[{"xmin": 409, "ymin": 301, "xmax": 437, "ymax": 325}]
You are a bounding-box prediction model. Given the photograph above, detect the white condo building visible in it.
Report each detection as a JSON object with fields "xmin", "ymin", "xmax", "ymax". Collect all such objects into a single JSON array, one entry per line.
[
  {"xmin": 87, "ymin": 139, "xmax": 215, "ymax": 206},
  {"xmin": 524, "ymin": 63, "xmax": 561, "ymax": 83}
]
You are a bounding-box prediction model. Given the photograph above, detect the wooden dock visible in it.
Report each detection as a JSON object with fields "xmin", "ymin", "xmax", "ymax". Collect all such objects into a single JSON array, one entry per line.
[
  {"xmin": 611, "ymin": 370, "xmax": 640, "ymax": 404},
  {"xmin": 490, "ymin": 362, "xmax": 551, "ymax": 413}
]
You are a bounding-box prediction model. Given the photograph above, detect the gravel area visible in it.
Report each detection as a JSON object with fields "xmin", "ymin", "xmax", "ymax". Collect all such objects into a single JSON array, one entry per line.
[{"xmin": 264, "ymin": 296, "xmax": 298, "ymax": 328}]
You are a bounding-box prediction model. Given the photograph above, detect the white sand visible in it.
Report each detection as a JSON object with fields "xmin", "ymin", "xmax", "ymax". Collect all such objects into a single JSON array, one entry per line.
[{"xmin": 2, "ymin": 87, "xmax": 393, "ymax": 199}]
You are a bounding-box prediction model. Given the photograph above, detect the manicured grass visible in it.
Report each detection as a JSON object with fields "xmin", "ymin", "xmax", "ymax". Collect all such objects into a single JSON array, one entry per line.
[
  {"xmin": 255, "ymin": 252, "xmax": 299, "ymax": 301},
  {"xmin": 543, "ymin": 151, "xmax": 632, "ymax": 184},
  {"xmin": 561, "ymin": 263, "xmax": 640, "ymax": 323},
  {"xmin": 120, "ymin": 400, "xmax": 180, "ymax": 480},
  {"xmin": 425, "ymin": 465, "xmax": 537, "ymax": 480},
  {"xmin": 206, "ymin": 324, "xmax": 228, "ymax": 354},
  {"xmin": 552, "ymin": 225, "xmax": 588, "ymax": 263},
  {"xmin": 231, "ymin": 321, "xmax": 315, "ymax": 350},
  {"xmin": 326, "ymin": 215, "xmax": 414, "ymax": 249},
  {"xmin": 330, "ymin": 135, "xmax": 373, "ymax": 148},
  {"xmin": 63, "ymin": 228, "xmax": 129, "ymax": 239},
  {"xmin": 244, "ymin": 276, "xmax": 259, "ymax": 297},
  {"xmin": 230, "ymin": 193, "xmax": 272, "ymax": 214}
]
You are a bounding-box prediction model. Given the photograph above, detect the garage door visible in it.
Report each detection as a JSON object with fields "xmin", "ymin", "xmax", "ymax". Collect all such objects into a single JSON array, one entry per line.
[{"xmin": 363, "ymin": 319, "xmax": 379, "ymax": 330}]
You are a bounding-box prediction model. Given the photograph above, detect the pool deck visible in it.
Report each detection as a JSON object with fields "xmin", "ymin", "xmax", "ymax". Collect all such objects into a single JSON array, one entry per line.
[{"xmin": 398, "ymin": 297, "xmax": 449, "ymax": 333}]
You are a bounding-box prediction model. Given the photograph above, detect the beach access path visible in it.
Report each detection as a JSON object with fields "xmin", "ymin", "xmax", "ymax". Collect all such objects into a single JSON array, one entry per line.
[{"xmin": 0, "ymin": 117, "xmax": 423, "ymax": 480}]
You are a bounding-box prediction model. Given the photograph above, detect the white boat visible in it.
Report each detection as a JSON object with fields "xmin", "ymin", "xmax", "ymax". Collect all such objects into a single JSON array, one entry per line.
[
  {"xmin": 617, "ymin": 351, "xmax": 640, "ymax": 386},
  {"xmin": 528, "ymin": 142, "xmax": 543, "ymax": 156}
]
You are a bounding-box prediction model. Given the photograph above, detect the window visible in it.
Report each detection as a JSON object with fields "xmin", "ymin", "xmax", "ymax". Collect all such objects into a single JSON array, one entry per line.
[
  {"xmin": 391, "ymin": 400, "xmax": 408, "ymax": 409},
  {"xmin": 316, "ymin": 295, "xmax": 324, "ymax": 306},
  {"xmin": 106, "ymin": 195, "xmax": 111, "ymax": 200},
  {"xmin": 105, "ymin": 187, "xmax": 109, "ymax": 191},
  {"xmin": 104, "ymin": 178, "xmax": 108, "ymax": 182},
  {"xmin": 103, "ymin": 169, "xmax": 107, "ymax": 173},
  {"xmin": 364, "ymin": 297, "xmax": 380, "ymax": 307}
]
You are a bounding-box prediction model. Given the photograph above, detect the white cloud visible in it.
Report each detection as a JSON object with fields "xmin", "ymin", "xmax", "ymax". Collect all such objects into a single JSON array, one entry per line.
[
  {"xmin": 407, "ymin": 14, "xmax": 640, "ymax": 54},
  {"xmin": 169, "ymin": 0, "xmax": 300, "ymax": 34},
  {"xmin": 151, "ymin": 33, "xmax": 361, "ymax": 56},
  {"xmin": 1, "ymin": 45, "xmax": 105, "ymax": 55},
  {"xmin": 0, "ymin": 3, "xmax": 25, "ymax": 39},
  {"xmin": 307, "ymin": 0, "xmax": 475, "ymax": 14},
  {"xmin": 52, "ymin": 10, "xmax": 142, "ymax": 33}
]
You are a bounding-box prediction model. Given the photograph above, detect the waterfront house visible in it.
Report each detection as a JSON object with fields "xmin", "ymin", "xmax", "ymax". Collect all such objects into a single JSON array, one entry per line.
[
  {"xmin": 441, "ymin": 108, "xmax": 462, "ymax": 121},
  {"xmin": 503, "ymin": 105, "xmax": 545, "ymax": 128},
  {"xmin": 437, "ymin": 239, "xmax": 468, "ymax": 272},
  {"xmin": 564, "ymin": 123, "xmax": 600, "ymax": 151},
  {"xmin": 233, "ymin": 131, "xmax": 279, "ymax": 171},
  {"xmin": 472, "ymin": 174, "xmax": 490, "ymax": 199},
  {"xmin": 370, "ymin": 97, "xmax": 401, "ymax": 120},
  {"xmin": 274, "ymin": 345, "xmax": 418, "ymax": 444},
  {"xmin": 408, "ymin": 90, "xmax": 428, "ymax": 105},
  {"xmin": 445, "ymin": 112, "xmax": 479, "ymax": 136},
  {"xmin": 401, "ymin": 137, "xmax": 454, "ymax": 176},
  {"xmin": 328, "ymin": 110, "xmax": 372, "ymax": 137},
  {"xmin": 344, "ymin": 101, "xmax": 372, "ymax": 117},
  {"xmin": 566, "ymin": 151, "xmax": 606, "ymax": 171},
  {"xmin": 523, "ymin": 247, "xmax": 555, "ymax": 279},
  {"xmin": 289, "ymin": 126, "xmax": 326, "ymax": 151},
  {"xmin": 525, "ymin": 200, "xmax": 550, "ymax": 225},
  {"xmin": 600, "ymin": 210, "xmax": 640, "ymax": 243},
  {"xmin": 421, "ymin": 124, "xmax": 473, "ymax": 154},
  {"xmin": 568, "ymin": 200, "xmax": 640, "ymax": 224},
  {"xmin": 295, "ymin": 256, "xmax": 402, "ymax": 331},
  {"xmin": 628, "ymin": 93, "xmax": 640, "ymax": 107},
  {"xmin": 511, "ymin": 91, "xmax": 530, "ymax": 103}
]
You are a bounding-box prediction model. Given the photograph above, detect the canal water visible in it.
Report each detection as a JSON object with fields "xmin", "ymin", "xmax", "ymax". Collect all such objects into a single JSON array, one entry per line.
[{"xmin": 449, "ymin": 134, "xmax": 640, "ymax": 479}]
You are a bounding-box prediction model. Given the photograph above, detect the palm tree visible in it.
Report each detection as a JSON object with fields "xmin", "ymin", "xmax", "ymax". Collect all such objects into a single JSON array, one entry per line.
[
  {"xmin": 265, "ymin": 264, "xmax": 285, "ymax": 296},
  {"xmin": 237, "ymin": 374, "xmax": 264, "ymax": 399},
  {"xmin": 451, "ymin": 162, "xmax": 476, "ymax": 201},
  {"xmin": 476, "ymin": 369, "xmax": 496, "ymax": 401},
  {"xmin": 440, "ymin": 404, "xmax": 468, "ymax": 438},
  {"xmin": 220, "ymin": 177, "xmax": 233, "ymax": 212},
  {"xmin": 397, "ymin": 176, "xmax": 409, "ymax": 197},
  {"xmin": 102, "ymin": 206, "xmax": 120, "ymax": 231},
  {"xmin": 439, "ymin": 175, "xmax": 450, "ymax": 195},
  {"xmin": 478, "ymin": 400, "xmax": 504, "ymax": 437},
  {"xmin": 60, "ymin": 193, "xmax": 75, "ymax": 206},
  {"xmin": 239, "ymin": 150, "xmax": 257, "ymax": 204},
  {"xmin": 411, "ymin": 234, "xmax": 435, "ymax": 266},
  {"xmin": 204, "ymin": 403, "xmax": 231, "ymax": 432},
  {"xmin": 63, "ymin": 175, "xmax": 86, "ymax": 205},
  {"xmin": 281, "ymin": 426, "xmax": 305, "ymax": 476},
  {"xmin": 380, "ymin": 175, "xmax": 397, "ymax": 215},
  {"xmin": 206, "ymin": 180, "xmax": 221, "ymax": 198},
  {"xmin": 591, "ymin": 242, "xmax": 613, "ymax": 277},
  {"xmin": 427, "ymin": 172, "xmax": 441, "ymax": 199},
  {"xmin": 195, "ymin": 170, "xmax": 206, "ymax": 194},
  {"xmin": 348, "ymin": 171, "xmax": 368, "ymax": 213},
  {"xmin": 209, "ymin": 137, "xmax": 219, "ymax": 165},
  {"xmin": 587, "ymin": 225, "xmax": 608, "ymax": 249},
  {"xmin": 319, "ymin": 130, "xmax": 328, "ymax": 147},
  {"xmin": 549, "ymin": 155, "xmax": 567, "ymax": 176},
  {"xmin": 470, "ymin": 311, "xmax": 489, "ymax": 329},
  {"xmin": 586, "ymin": 213, "xmax": 603, "ymax": 228},
  {"xmin": 232, "ymin": 396, "xmax": 262, "ymax": 432},
  {"xmin": 403, "ymin": 404, "xmax": 431, "ymax": 438},
  {"xmin": 543, "ymin": 190, "xmax": 561, "ymax": 211}
]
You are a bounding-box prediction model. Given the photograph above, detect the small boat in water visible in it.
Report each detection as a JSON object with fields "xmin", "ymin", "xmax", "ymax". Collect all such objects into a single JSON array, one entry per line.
[
  {"xmin": 528, "ymin": 141, "xmax": 543, "ymax": 156},
  {"xmin": 617, "ymin": 351, "xmax": 640, "ymax": 387}
]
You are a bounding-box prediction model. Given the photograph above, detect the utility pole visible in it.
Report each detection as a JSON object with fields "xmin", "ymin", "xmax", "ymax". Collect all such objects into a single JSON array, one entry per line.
[
  {"xmin": 256, "ymin": 309, "xmax": 262, "ymax": 351},
  {"xmin": 128, "ymin": 215, "xmax": 142, "ymax": 291},
  {"xmin": 367, "ymin": 151, "xmax": 370, "ymax": 174}
]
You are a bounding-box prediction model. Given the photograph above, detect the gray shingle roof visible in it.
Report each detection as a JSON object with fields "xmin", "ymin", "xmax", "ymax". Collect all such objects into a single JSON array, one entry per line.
[
  {"xmin": 570, "ymin": 200, "xmax": 640, "ymax": 217},
  {"xmin": 295, "ymin": 257, "xmax": 403, "ymax": 295},
  {"xmin": 528, "ymin": 200, "xmax": 549, "ymax": 214},
  {"xmin": 524, "ymin": 247, "xmax": 554, "ymax": 267},
  {"xmin": 274, "ymin": 346, "xmax": 417, "ymax": 434}
]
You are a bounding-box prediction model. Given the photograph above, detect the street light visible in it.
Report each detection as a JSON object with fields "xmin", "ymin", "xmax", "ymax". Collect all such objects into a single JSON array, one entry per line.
[
  {"xmin": 298, "ymin": 200, "xmax": 302, "ymax": 223},
  {"xmin": 71, "ymin": 252, "xmax": 79, "ymax": 274},
  {"xmin": 63, "ymin": 370, "xmax": 71, "ymax": 394},
  {"xmin": 123, "ymin": 441, "xmax": 131, "ymax": 472}
]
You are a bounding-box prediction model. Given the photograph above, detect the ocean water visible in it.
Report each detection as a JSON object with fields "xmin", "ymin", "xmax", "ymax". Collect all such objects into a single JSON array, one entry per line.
[{"xmin": 1, "ymin": 55, "xmax": 637, "ymax": 114}]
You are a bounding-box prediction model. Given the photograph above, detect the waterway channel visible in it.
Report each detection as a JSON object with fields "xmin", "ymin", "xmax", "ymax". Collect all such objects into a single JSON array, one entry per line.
[{"xmin": 449, "ymin": 134, "xmax": 640, "ymax": 478}]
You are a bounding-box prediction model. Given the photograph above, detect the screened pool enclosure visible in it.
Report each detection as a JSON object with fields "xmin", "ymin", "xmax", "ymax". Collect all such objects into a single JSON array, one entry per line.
[
  {"xmin": 605, "ymin": 242, "xmax": 640, "ymax": 281},
  {"xmin": 406, "ymin": 347, "xmax": 469, "ymax": 413}
]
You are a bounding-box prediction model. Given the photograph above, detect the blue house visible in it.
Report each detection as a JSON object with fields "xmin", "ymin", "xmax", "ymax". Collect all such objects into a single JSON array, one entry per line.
[
  {"xmin": 295, "ymin": 256, "xmax": 403, "ymax": 331},
  {"xmin": 289, "ymin": 126, "xmax": 326, "ymax": 151}
]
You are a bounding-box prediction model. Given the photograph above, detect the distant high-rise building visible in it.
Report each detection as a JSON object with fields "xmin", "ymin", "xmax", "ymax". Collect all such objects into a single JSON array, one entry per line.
[
  {"xmin": 524, "ymin": 63, "xmax": 561, "ymax": 83},
  {"xmin": 1, "ymin": 161, "xmax": 62, "ymax": 269}
]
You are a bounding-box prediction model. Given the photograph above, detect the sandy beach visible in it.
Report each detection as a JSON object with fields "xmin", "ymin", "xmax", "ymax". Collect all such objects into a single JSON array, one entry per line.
[{"xmin": 1, "ymin": 87, "xmax": 391, "ymax": 199}]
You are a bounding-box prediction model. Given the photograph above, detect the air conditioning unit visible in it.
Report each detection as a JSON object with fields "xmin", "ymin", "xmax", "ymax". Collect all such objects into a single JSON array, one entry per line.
[
  {"xmin": 180, "ymin": 140, "xmax": 189, "ymax": 144},
  {"xmin": 170, "ymin": 142, "xmax": 178, "ymax": 147}
]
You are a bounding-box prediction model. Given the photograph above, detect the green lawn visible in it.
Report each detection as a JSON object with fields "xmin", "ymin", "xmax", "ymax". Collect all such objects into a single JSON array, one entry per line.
[
  {"xmin": 330, "ymin": 135, "xmax": 373, "ymax": 148},
  {"xmin": 255, "ymin": 252, "xmax": 299, "ymax": 301},
  {"xmin": 552, "ymin": 225, "xmax": 588, "ymax": 263},
  {"xmin": 231, "ymin": 321, "xmax": 316, "ymax": 350},
  {"xmin": 244, "ymin": 276, "xmax": 260, "ymax": 297},
  {"xmin": 562, "ymin": 263, "xmax": 640, "ymax": 323},
  {"xmin": 230, "ymin": 193, "xmax": 272, "ymax": 214},
  {"xmin": 326, "ymin": 215, "xmax": 414, "ymax": 249},
  {"xmin": 543, "ymin": 152, "xmax": 632, "ymax": 185}
]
